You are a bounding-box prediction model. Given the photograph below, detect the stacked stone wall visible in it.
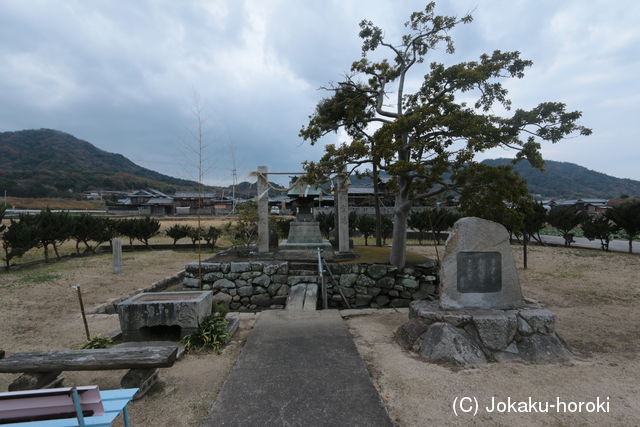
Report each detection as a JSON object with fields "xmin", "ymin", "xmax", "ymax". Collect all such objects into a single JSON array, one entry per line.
[{"xmin": 183, "ymin": 261, "xmax": 438, "ymax": 312}]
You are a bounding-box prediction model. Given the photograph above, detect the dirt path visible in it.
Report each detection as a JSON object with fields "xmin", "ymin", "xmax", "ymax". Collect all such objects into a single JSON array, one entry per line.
[{"xmin": 347, "ymin": 245, "xmax": 640, "ymax": 426}]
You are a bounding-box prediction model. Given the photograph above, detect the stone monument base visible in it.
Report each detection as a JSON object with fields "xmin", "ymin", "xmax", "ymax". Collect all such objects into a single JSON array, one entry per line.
[{"xmin": 396, "ymin": 300, "xmax": 570, "ymax": 367}]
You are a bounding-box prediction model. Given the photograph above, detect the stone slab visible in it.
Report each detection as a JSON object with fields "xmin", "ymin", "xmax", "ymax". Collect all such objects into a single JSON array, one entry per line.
[
  {"xmin": 303, "ymin": 284, "xmax": 318, "ymax": 311},
  {"xmin": 202, "ymin": 310, "xmax": 392, "ymax": 426}
]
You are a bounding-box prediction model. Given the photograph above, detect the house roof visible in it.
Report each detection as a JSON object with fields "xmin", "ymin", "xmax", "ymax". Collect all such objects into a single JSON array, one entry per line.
[
  {"xmin": 174, "ymin": 192, "xmax": 218, "ymax": 199},
  {"xmin": 145, "ymin": 198, "xmax": 174, "ymax": 205}
]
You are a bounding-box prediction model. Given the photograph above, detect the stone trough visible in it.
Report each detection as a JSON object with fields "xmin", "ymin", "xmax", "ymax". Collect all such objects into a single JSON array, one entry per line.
[{"xmin": 117, "ymin": 291, "xmax": 213, "ymax": 341}]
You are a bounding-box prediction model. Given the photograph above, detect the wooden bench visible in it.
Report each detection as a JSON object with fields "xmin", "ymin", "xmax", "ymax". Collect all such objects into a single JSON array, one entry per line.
[
  {"xmin": 0, "ymin": 387, "xmax": 138, "ymax": 426},
  {"xmin": 0, "ymin": 347, "xmax": 177, "ymax": 400}
]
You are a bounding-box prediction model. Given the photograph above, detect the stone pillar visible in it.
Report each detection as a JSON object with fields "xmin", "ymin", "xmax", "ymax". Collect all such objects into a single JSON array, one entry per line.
[
  {"xmin": 337, "ymin": 173, "xmax": 349, "ymax": 253},
  {"xmin": 112, "ymin": 238, "xmax": 122, "ymax": 274},
  {"xmin": 257, "ymin": 165, "xmax": 269, "ymax": 253}
]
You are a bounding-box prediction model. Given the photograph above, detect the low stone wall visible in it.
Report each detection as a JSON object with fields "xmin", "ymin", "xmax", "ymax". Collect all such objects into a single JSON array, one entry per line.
[{"xmin": 183, "ymin": 261, "xmax": 439, "ymax": 312}]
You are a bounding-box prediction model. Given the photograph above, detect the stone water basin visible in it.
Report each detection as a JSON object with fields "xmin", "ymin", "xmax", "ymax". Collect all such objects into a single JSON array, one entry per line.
[{"xmin": 117, "ymin": 291, "xmax": 213, "ymax": 341}]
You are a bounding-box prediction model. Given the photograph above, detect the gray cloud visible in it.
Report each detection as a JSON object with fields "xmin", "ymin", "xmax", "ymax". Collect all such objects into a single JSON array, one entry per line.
[{"xmin": 0, "ymin": 0, "xmax": 638, "ymax": 186}]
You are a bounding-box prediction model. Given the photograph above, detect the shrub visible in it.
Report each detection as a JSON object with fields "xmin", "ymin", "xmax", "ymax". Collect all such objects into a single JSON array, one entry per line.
[
  {"xmin": 81, "ymin": 335, "xmax": 113, "ymax": 349},
  {"xmin": 356, "ymin": 214, "xmax": 376, "ymax": 246},
  {"xmin": 2, "ymin": 216, "xmax": 39, "ymax": 270},
  {"xmin": 166, "ymin": 224, "xmax": 190, "ymax": 246},
  {"xmin": 547, "ymin": 206, "xmax": 588, "ymax": 246},
  {"xmin": 315, "ymin": 211, "xmax": 335, "ymax": 239},
  {"xmin": 607, "ymin": 199, "xmax": 640, "ymax": 254},
  {"xmin": 582, "ymin": 215, "xmax": 615, "ymax": 251},
  {"xmin": 181, "ymin": 314, "xmax": 229, "ymax": 353},
  {"xmin": 203, "ymin": 226, "xmax": 222, "ymax": 249}
]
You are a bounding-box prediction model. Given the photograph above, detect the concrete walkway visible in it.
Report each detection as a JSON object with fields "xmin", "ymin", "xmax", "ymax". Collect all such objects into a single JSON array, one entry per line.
[{"xmin": 202, "ymin": 310, "xmax": 393, "ymax": 427}]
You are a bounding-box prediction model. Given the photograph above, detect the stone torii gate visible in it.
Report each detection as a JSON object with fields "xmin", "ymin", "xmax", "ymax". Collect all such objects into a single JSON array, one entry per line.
[{"xmin": 255, "ymin": 166, "xmax": 350, "ymax": 254}]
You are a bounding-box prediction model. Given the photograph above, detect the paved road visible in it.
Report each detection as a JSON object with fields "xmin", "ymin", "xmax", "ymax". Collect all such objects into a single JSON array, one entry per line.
[
  {"xmin": 538, "ymin": 235, "xmax": 636, "ymax": 254},
  {"xmin": 202, "ymin": 310, "xmax": 393, "ymax": 427}
]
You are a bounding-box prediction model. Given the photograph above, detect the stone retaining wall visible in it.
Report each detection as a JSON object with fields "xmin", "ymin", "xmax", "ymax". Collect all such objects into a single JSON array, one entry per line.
[
  {"xmin": 396, "ymin": 300, "xmax": 571, "ymax": 366},
  {"xmin": 184, "ymin": 261, "xmax": 439, "ymax": 312}
]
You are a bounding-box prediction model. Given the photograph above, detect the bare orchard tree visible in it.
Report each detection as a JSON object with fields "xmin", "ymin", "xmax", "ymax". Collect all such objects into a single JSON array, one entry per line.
[
  {"xmin": 300, "ymin": 2, "xmax": 590, "ymax": 267},
  {"xmin": 182, "ymin": 94, "xmax": 214, "ymax": 283}
]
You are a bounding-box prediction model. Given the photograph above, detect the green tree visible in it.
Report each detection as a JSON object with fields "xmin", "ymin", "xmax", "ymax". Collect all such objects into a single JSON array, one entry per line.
[
  {"xmin": 607, "ymin": 199, "xmax": 640, "ymax": 254},
  {"xmin": 523, "ymin": 202, "xmax": 547, "ymax": 244},
  {"xmin": 300, "ymin": 2, "xmax": 590, "ymax": 267},
  {"xmin": 348, "ymin": 211, "xmax": 359, "ymax": 236},
  {"xmin": 70, "ymin": 214, "xmax": 112, "ymax": 254},
  {"xmin": 2, "ymin": 217, "xmax": 39, "ymax": 270},
  {"xmin": 458, "ymin": 164, "xmax": 532, "ymax": 237},
  {"xmin": 271, "ymin": 217, "xmax": 293, "ymax": 240},
  {"xmin": 29, "ymin": 209, "xmax": 73, "ymax": 261},
  {"xmin": 115, "ymin": 219, "xmax": 137, "ymax": 246},
  {"xmin": 315, "ymin": 211, "xmax": 335, "ymax": 239},
  {"xmin": 356, "ymin": 214, "xmax": 376, "ymax": 246},
  {"xmin": 166, "ymin": 224, "xmax": 190, "ymax": 246},
  {"xmin": 408, "ymin": 210, "xmax": 430, "ymax": 245},
  {"xmin": 547, "ymin": 206, "xmax": 587, "ymax": 247},
  {"xmin": 426, "ymin": 207, "xmax": 459, "ymax": 245},
  {"xmin": 581, "ymin": 214, "xmax": 615, "ymax": 251},
  {"xmin": 381, "ymin": 215, "xmax": 394, "ymax": 245},
  {"xmin": 134, "ymin": 217, "xmax": 160, "ymax": 247},
  {"xmin": 203, "ymin": 226, "xmax": 222, "ymax": 249}
]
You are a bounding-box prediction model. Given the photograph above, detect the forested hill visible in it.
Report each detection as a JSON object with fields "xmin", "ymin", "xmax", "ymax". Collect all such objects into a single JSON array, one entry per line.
[
  {"xmin": 0, "ymin": 129, "xmax": 202, "ymax": 197},
  {"xmin": 482, "ymin": 158, "xmax": 640, "ymax": 199}
]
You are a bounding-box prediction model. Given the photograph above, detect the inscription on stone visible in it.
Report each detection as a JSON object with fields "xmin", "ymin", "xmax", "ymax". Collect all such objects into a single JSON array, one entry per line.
[{"xmin": 456, "ymin": 251, "xmax": 502, "ymax": 293}]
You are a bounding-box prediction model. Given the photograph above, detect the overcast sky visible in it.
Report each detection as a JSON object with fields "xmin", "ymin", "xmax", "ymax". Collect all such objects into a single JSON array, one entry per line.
[{"xmin": 1, "ymin": 0, "xmax": 638, "ymax": 185}]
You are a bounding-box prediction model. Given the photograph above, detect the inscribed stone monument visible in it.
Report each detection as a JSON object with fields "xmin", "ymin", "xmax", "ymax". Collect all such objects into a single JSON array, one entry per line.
[{"xmin": 440, "ymin": 217, "xmax": 522, "ymax": 310}]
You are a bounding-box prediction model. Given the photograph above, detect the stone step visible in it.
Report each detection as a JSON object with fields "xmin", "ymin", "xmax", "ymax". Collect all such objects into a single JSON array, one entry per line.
[
  {"xmin": 288, "ymin": 270, "xmax": 319, "ymax": 276},
  {"xmin": 288, "ymin": 262, "xmax": 318, "ymax": 271},
  {"xmin": 286, "ymin": 284, "xmax": 318, "ymax": 312},
  {"xmin": 303, "ymin": 284, "xmax": 318, "ymax": 311},
  {"xmin": 286, "ymin": 284, "xmax": 306, "ymax": 311},
  {"xmin": 288, "ymin": 276, "xmax": 319, "ymax": 285}
]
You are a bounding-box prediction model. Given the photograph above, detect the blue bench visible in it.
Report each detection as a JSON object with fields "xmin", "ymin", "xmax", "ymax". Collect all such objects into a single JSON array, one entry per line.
[{"xmin": 2, "ymin": 388, "xmax": 138, "ymax": 427}]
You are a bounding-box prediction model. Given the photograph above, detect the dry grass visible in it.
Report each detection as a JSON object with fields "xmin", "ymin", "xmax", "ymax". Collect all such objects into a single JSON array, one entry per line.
[{"xmin": 3, "ymin": 197, "xmax": 106, "ymax": 210}]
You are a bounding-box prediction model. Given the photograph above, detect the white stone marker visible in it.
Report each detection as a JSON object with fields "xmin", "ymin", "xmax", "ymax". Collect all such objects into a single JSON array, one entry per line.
[{"xmin": 112, "ymin": 238, "xmax": 123, "ymax": 274}]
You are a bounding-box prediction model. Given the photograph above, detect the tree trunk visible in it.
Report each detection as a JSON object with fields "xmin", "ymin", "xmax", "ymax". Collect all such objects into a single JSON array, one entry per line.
[
  {"xmin": 372, "ymin": 162, "xmax": 382, "ymax": 247},
  {"xmin": 43, "ymin": 244, "xmax": 49, "ymax": 262},
  {"xmin": 523, "ymin": 232, "xmax": 528, "ymax": 269},
  {"xmin": 629, "ymin": 238, "xmax": 633, "ymax": 254},
  {"xmin": 389, "ymin": 175, "xmax": 412, "ymax": 268},
  {"xmin": 52, "ymin": 243, "xmax": 61, "ymax": 260}
]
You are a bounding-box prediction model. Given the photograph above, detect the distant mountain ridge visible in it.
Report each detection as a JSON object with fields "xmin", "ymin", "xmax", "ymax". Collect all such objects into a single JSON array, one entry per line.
[
  {"xmin": 482, "ymin": 158, "xmax": 640, "ymax": 199},
  {"xmin": 0, "ymin": 129, "xmax": 205, "ymax": 197}
]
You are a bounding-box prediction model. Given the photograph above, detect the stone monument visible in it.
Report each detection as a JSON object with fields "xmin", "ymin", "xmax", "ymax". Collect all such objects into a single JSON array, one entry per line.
[
  {"xmin": 396, "ymin": 217, "xmax": 570, "ymax": 366},
  {"xmin": 440, "ymin": 217, "xmax": 522, "ymax": 309}
]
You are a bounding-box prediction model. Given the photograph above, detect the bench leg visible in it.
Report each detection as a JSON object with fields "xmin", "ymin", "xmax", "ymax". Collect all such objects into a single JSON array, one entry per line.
[
  {"xmin": 123, "ymin": 404, "xmax": 131, "ymax": 427},
  {"xmin": 8, "ymin": 371, "xmax": 62, "ymax": 391},
  {"xmin": 121, "ymin": 368, "xmax": 159, "ymax": 400}
]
